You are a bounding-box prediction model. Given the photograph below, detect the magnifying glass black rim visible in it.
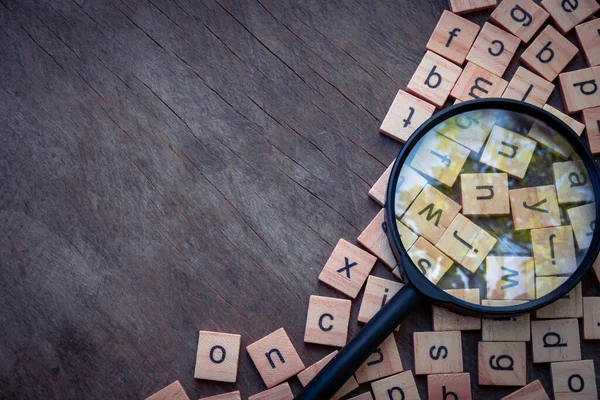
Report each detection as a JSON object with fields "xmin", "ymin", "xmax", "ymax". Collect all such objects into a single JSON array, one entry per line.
[{"xmin": 385, "ymin": 98, "xmax": 600, "ymax": 317}]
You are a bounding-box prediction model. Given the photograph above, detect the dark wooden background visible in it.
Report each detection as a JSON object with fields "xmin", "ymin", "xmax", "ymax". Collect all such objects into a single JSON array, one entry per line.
[{"xmin": 1, "ymin": 0, "xmax": 599, "ymax": 398}]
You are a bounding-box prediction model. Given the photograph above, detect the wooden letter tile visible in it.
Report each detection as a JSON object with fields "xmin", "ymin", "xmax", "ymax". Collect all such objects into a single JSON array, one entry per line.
[
  {"xmin": 502, "ymin": 66, "xmax": 554, "ymax": 107},
  {"xmin": 527, "ymin": 120, "xmax": 573, "ymax": 159},
  {"xmin": 435, "ymin": 109, "xmax": 497, "ymax": 153},
  {"xmin": 380, "ymin": 89, "xmax": 436, "ymax": 143},
  {"xmin": 490, "ymin": 0, "xmax": 549, "ymax": 43},
  {"xmin": 146, "ymin": 381, "xmax": 190, "ymax": 400},
  {"xmin": 583, "ymin": 297, "xmax": 600, "ymax": 339},
  {"xmin": 199, "ymin": 392, "xmax": 241, "ymax": 400},
  {"xmin": 521, "ymin": 25, "xmax": 578, "ymax": 81},
  {"xmin": 414, "ymin": 331, "xmax": 463, "ymax": 375},
  {"xmin": 478, "ymin": 341, "xmax": 527, "ymax": 386},
  {"xmin": 246, "ymin": 328, "xmax": 305, "ymax": 388},
  {"xmin": 509, "ymin": 185, "xmax": 561, "ymax": 231},
  {"xmin": 358, "ymin": 276, "xmax": 404, "ymax": 324},
  {"xmin": 543, "ymin": 104, "xmax": 585, "ymax": 136},
  {"xmin": 394, "ymin": 165, "xmax": 429, "ymax": 217},
  {"xmin": 536, "ymin": 278, "xmax": 583, "ymax": 319},
  {"xmin": 575, "ymin": 19, "xmax": 600, "ymax": 67},
  {"xmin": 194, "ymin": 331, "xmax": 241, "ymax": 383},
  {"xmin": 559, "ymin": 66, "xmax": 600, "ymax": 113},
  {"xmin": 371, "ymin": 370, "xmax": 420, "ymax": 400},
  {"xmin": 501, "ymin": 380, "xmax": 550, "ymax": 400},
  {"xmin": 248, "ymin": 383, "xmax": 294, "ymax": 400},
  {"xmin": 449, "ymin": 0, "xmax": 497, "ymax": 14},
  {"xmin": 347, "ymin": 394, "xmax": 374, "ymax": 400},
  {"xmin": 566, "ymin": 202, "xmax": 596, "ymax": 250},
  {"xmin": 541, "ymin": 0, "xmax": 599, "ymax": 34},
  {"xmin": 486, "ymin": 256, "xmax": 535, "ymax": 300},
  {"xmin": 461, "ymin": 173, "xmax": 510, "ymax": 216},
  {"xmin": 410, "ymin": 133, "xmax": 470, "ymax": 187},
  {"xmin": 427, "ymin": 373, "xmax": 472, "ymax": 400},
  {"xmin": 480, "ymin": 125, "xmax": 537, "ymax": 179},
  {"xmin": 450, "ymin": 62, "xmax": 508, "ymax": 102},
  {"xmin": 531, "ymin": 319, "xmax": 581, "ymax": 363},
  {"xmin": 355, "ymin": 334, "xmax": 403, "ymax": 384},
  {"xmin": 369, "ymin": 162, "xmax": 393, "ymax": 206},
  {"xmin": 297, "ymin": 351, "xmax": 359, "ymax": 400},
  {"xmin": 433, "ymin": 289, "xmax": 481, "ymax": 331},
  {"xmin": 553, "ymin": 161, "xmax": 594, "ymax": 205},
  {"xmin": 402, "ymin": 184, "xmax": 462, "ymax": 243},
  {"xmin": 481, "ymin": 300, "xmax": 531, "ymax": 342},
  {"xmin": 426, "ymin": 10, "xmax": 480, "ymax": 65},
  {"xmin": 407, "ymin": 51, "xmax": 463, "ymax": 108},
  {"xmin": 407, "ymin": 237, "xmax": 454, "ymax": 284},
  {"xmin": 582, "ymin": 106, "xmax": 600, "ymax": 154},
  {"xmin": 436, "ymin": 213, "xmax": 497, "ymax": 273},
  {"xmin": 358, "ymin": 209, "xmax": 397, "ymax": 269},
  {"xmin": 466, "ymin": 22, "xmax": 520, "ymax": 76},
  {"xmin": 304, "ymin": 295, "xmax": 351, "ymax": 347},
  {"xmin": 318, "ymin": 239, "xmax": 377, "ymax": 298},
  {"xmin": 551, "ymin": 359, "xmax": 597, "ymax": 399},
  {"xmin": 396, "ymin": 219, "xmax": 419, "ymax": 251},
  {"xmin": 531, "ymin": 226, "xmax": 577, "ymax": 276}
]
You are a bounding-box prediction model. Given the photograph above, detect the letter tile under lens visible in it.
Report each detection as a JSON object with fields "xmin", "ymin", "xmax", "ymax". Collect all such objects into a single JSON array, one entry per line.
[
  {"xmin": 541, "ymin": 0, "xmax": 599, "ymax": 34},
  {"xmin": 449, "ymin": 0, "xmax": 497, "ymax": 14},
  {"xmin": 304, "ymin": 295, "xmax": 351, "ymax": 347},
  {"xmin": 199, "ymin": 392, "xmax": 241, "ymax": 400},
  {"xmin": 396, "ymin": 219, "xmax": 419, "ymax": 251},
  {"xmin": 500, "ymin": 380, "xmax": 550, "ymax": 400},
  {"xmin": 414, "ymin": 331, "xmax": 463, "ymax": 375},
  {"xmin": 527, "ymin": 120, "xmax": 573, "ymax": 159},
  {"xmin": 478, "ymin": 341, "xmax": 526, "ymax": 386},
  {"xmin": 490, "ymin": 0, "xmax": 549, "ymax": 43},
  {"xmin": 394, "ymin": 166, "xmax": 429, "ymax": 217},
  {"xmin": 553, "ymin": 161, "xmax": 594, "ymax": 205},
  {"xmin": 542, "ymin": 104, "xmax": 585, "ymax": 136},
  {"xmin": 583, "ymin": 297, "xmax": 600, "ymax": 339},
  {"xmin": 461, "ymin": 173, "xmax": 510, "ymax": 216},
  {"xmin": 575, "ymin": 19, "xmax": 600, "ymax": 67},
  {"xmin": 520, "ymin": 25, "xmax": 578, "ymax": 81},
  {"xmin": 297, "ymin": 351, "xmax": 359, "ymax": 400},
  {"xmin": 410, "ymin": 133, "xmax": 470, "ymax": 187},
  {"xmin": 371, "ymin": 371, "xmax": 420, "ymax": 400},
  {"xmin": 559, "ymin": 66, "xmax": 600, "ymax": 113},
  {"xmin": 481, "ymin": 300, "xmax": 531, "ymax": 342},
  {"xmin": 194, "ymin": 331, "xmax": 242, "ymax": 383},
  {"xmin": 248, "ymin": 383, "xmax": 294, "ymax": 400},
  {"xmin": 354, "ymin": 334, "xmax": 403, "ymax": 384},
  {"xmin": 380, "ymin": 89, "xmax": 436, "ymax": 143},
  {"xmin": 369, "ymin": 162, "xmax": 393, "ymax": 206},
  {"xmin": 566, "ymin": 202, "xmax": 596, "ymax": 250},
  {"xmin": 551, "ymin": 360, "xmax": 597, "ymax": 399},
  {"xmin": 435, "ymin": 110, "xmax": 497, "ymax": 153},
  {"xmin": 407, "ymin": 237, "xmax": 454, "ymax": 284},
  {"xmin": 432, "ymin": 289, "xmax": 481, "ymax": 331},
  {"xmin": 358, "ymin": 209, "xmax": 397, "ymax": 269},
  {"xmin": 509, "ymin": 185, "xmax": 561, "ymax": 231},
  {"xmin": 480, "ymin": 125, "xmax": 537, "ymax": 179},
  {"xmin": 358, "ymin": 276, "xmax": 404, "ymax": 325},
  {"xmin": 531, "ymin": 319, "xmax": 581, "ymax": 363},
  {"xmin": 502, "ymin": 66, "xmax": 555, "ymax": 108},
  {"xmin": 450, "ymin": 62, "xmax": 509, "ymax": 102},
  {"xmin": 582, "ymin": 106, "xmax": 600, "ymax": 154},
  {"xmin": 531, "ymin": 226, "xmax": 577, "ymax": 276},
  {"xmin": 146, "ymin": 381, "xmax": 190, "ymax": 400},
  {"xmin": 466, "ymin": 22, "xmax": 520, "ymax": 77},
  {"xmin": 536, "ymin": 278, "xmax": 583, "ymax": 319},
  {"xmin": 407, "ymin": 51, "xmax": 463, "ymax": 108},
  {"xmin": 426, "ymin": 10, "xmax": 480, "ymax": 65},
  {"xmin": 427, "ymin": 373, "xmax": 472, "ymax": 400},
  {"xmin": 486, "ymin": 256, "xmax": 535, "ymax": 300}
]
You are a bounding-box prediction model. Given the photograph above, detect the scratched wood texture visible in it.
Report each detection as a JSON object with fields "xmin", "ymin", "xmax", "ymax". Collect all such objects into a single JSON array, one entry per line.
[{"xmin": 1, "ymin": 0, "xmax": 599, "ymax": 399}]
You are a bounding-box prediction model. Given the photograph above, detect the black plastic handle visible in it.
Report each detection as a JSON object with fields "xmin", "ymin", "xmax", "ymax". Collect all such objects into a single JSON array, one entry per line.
[{"xmin": 295, "ymin": 283, "xmax": 423, "ymax": 399}]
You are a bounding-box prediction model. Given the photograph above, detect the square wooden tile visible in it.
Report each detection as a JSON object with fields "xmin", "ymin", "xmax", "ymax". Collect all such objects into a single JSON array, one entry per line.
[
  {"xmin": 481, "ymin": 300, "xmax": 531, "ymax": 342},
  {"xmin": 478, "ymin": 341, "xmax": 527, "ymax": 386},
  {"xmin": 371, "ymin": 370, "xmax": 420, "ymax": 400},
  {"xmin": 527, "ymin": 119, "xmax": 573, "ymax": 159},
  {"xmin": 466, "ymin": 22, "xmax": 520, "ymax": 76},
  {"xmin": 531, "ymin": 319, "xmax": 581, "ymax": 363},
  {"xmin": 369, "ymin": 162, "xmax": 393, "ymax": 206},
  {"xmin": 297, "ymin": 351, "xmax": 359, "ymax": 400},
  {"xmin": 432, "ymin": 289, "xmax": 481, "ymax": 331},
  {"xmin": 427, "ymin": 373, "xmax": 472, "ymax": 400},
  {"xmin": 199, "ymin": 392, "xmax": 241, "ymax": 400},
  {"xmin": 426, "ymin": 10, "xmax": 480, "ymax": 65},
  {"xmin": 509, "ymin": 185, "xmax": 561, "ymax": 231},
  {"xmin": 551, "ymin": 359, "xmax": 597, "ymax": 399},
  {"xmin": 559, "ymin": 66, "xmax": 600, "ymax": 113},
  {"xmin": 542, "ymin": 0, "xmax": 599, "ymax": 34},
  {"xmin": 480, "ymin": 125, "xmax": 537, "ymax": 179},
  {"xmin": 347, "ymin": 393, "xmax": 374, "ymax": 400},
  {"xmin": 318, "ymin": 239, "xmax": 377, "ymax": 298},
  {"xmin": 450, "ymin": 62, "xmax": 508, "ymax": 102},
  {"xmin": 490, "ymin": 0, "xmax": 549, "ymax": 43},
  {"xmin": 194, "ymin": 331, "xmax": 242, "ymax": 383},
  {"xmin": 502, "ymin": 66, "xmax": 554, "ymax": 107},
  {"xmin": 414, "ymin": 331, "xmax": 463, "ymax": 375},
  {"xmin": 582, "ymin": 106, "xmax": 600, "ymax": 154},
  {"xmin": 449, "ymin": 0, "xmax": 497, "ymax": 14},
  {"xmin": 461, "ymin": 173, "xmax": 510, "ymax": 216},
  {"xmin": 401, "ymin": 184, "xmax": 462, "ymax": 243},
  {"xmin": 394, "ymin": 165, "xmax": 429, "ymax": 217},
  {"xmin": 407, "ymin": 51, "xmax": 463, "ymax": 108},
  {"xmin": 553, "ymin": 161, "xmax": 593, "ymax": 206},
  {"xmin": 248, "ymin": 383, "xmax": 294, "ymax": 400},
  {"xmin": 436, "ymin": 213, "xmax": 497, "ymax": 273},
  {"xmin": 536, "ymin": 278, "xmax": 583, "ymax": 319},
  {"xmin": 146, "ymin": 381, "xmax": 190, "ymax": 400},
  {"xmin": 396, "ymin": 219, "xmax": 419, "ymax": 251},
  {"xmin": 521, "ymin": 25, "xmax": 578, "ymax": 81},
  {"xmin": 246, "ymin": 328, "xmax": 305, "ymax": 388},
  {"xmin": 531, "ymin": 225, "xmax": 577, "ymax": 276},
  {"xmin": 354, "ymin": 334, "xmax": 403, "ymax": 384},
  {"xmin": 501, "ymin": 380, "xmax": 550, "ymax": 399},
  {"xmin": 358, "ymin": 209, "xmax": 397, "ymax": 269},
  {"xmin": 410, "ymin": 133, "xmax": 470, "ymax": 187},
  {"xmin": 304, "ymin": 295, "xmax": 351, "ymax": 347},
  {"xmin": 583, "ymin": 297, "xmax": 600, "ymax": 339},
  {"xmin": 435, "ymin": 109, "xmax": 497, "ymax": 153},
  {"xmin": 407, "ymin": 237, "xmax": 454, "ymax": 284},
  {"xmin": 543, "ymin": 104, "xmax": 585, "ymax": 135},
  {"xmin": 575, "ymin": 19, "xmax": 600, "ymax": 66},
  {"xmin": 486, "ymin": 256, "xmax": 535, "ymax": 300},
  {"xmin": 566, "ymin": 202, "xmax": 596, "ymax": 250},
  {"xmin": 358, "ymin": 276, "xmax": 404, "ymax": 324},
  {"xmin": 380, "ymin": 89, "xmax": 436, "ymax": 143}
]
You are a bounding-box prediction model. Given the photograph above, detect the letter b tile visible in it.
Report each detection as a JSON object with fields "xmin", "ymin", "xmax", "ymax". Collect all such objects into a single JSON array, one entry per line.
[
  {"xmin": 194, "ymin": 331, "xmax": 242, "ymax": 383},
  {"xmin": 407, "ymin": 51, "xmax": 463, "ymax": 108},
  {"xmin": 521, "ymin": 25, "xmax": 578, "ymax": 81},
  {"xmin": 478, "ymin": 342, "xmax": 526, "ymax": 386},
  {"xmin": 304, "ymin": 295, "xmax": 351, "ymax": 347}
]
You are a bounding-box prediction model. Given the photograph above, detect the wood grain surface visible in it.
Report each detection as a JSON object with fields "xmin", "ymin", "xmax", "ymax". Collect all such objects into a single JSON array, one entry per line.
[{"xmin": 1, "ymin": 0, "xmax": 599, "ymax": 398}]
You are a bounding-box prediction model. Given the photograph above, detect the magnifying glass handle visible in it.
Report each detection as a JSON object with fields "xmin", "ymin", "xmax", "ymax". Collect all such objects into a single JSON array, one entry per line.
[{"xmin": 295, "ymin": 283, "xmax": 422, "ymax": 400}]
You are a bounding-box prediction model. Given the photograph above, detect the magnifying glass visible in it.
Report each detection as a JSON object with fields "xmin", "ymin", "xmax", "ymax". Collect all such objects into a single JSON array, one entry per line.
[{"xmin": 296, "ymin": 99, "xmax": 600, "ymax": 400}]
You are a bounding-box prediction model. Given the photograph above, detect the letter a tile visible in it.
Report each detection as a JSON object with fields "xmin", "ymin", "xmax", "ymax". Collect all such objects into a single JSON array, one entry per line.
[
  {"xmin": 566, "ymin": 202, "xmax": 596, "ymax": 250},
  {"xmin": 461, "ymin": 173, "xmax": 510, "ymax": 216},
  {"xmin": 414, "ymin": 331, "xmax": 463, "ymax": 375},
  {"xmin": 410, "ymin": 133, "xmax": 470, "ymax": 187},
  {"xmin": 407, "ymin": 51, "xmax": 463, "ymax": 108},
  {"xmin": 486, "ymin": 256, "xmax": 535, "ymax": 300},
  {"xmin": 553, "ymin": 161, "xmax": 594, "ymax": 205},
  {"xmin": 490, "ymin": 0, "xmax": 549, "ymax": 43},
  {"xmin": 501, "ymin": 380, "xmax": 550, "ymax": 400},
  {"xmin": 521, "ymin": 25, "xmax": 578, "ymax": 81},
  {"xmin": 509, "ymin": 185, "xmax": 561, "ymax": 231},
  {"xmin": 354, "ymin": 334, "xmax": 403, "ymax": 384},
  {"xmin": 304, "ymin": 295, "xmax": 351, "ymax": 347},
  {"xmin": 380, "ymin": 90, "xmax": 435, "ymax": 143},
  {"xmin": 466, "ymin": 22, "xmax": 520, "ymax": 76},
  {"xmin": 558, "ymin": 66, "xmax": 600, "ymax": 113},
  {"xmin": 194, "ymin": 331, "xmax": 242, "ymax": 382},
  {"xmin": 426, "ymin": 10, "xmax": 480, "ymax": 65},
  {"xmin": 146, "ymin": 381, "xmax": 190, "ymax": 400},
  {"xmin": 371, "ymin": 371, "xmax": 420, "ymax": 400},
  {"xmin": 531, "ymin": 319, "xmax": 581, "ymax": 363},
  {"xmin": 450, "ymin": 62, "xmax": 508, "ymax": 102},
  {"xmin": 551, "ymin": 359, "xmax": 597, "ymax": 399},
  {"xmin": 541, "ymin": 0, "xmax": 599, "ymax": 34},
  {"xmin": 478, "ymin": 342, "xmax": 526, "ymax": 386},
  {"xmin": 480, "ymin": 125, "xmax": 537, "ymax": 179}
]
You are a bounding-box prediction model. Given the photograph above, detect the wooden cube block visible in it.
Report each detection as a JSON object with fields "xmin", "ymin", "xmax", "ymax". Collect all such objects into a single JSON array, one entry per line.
[
  {"xmin": 248, "ymin": 383, "xmax": 293, "ymax": 400},
  {"xmin": 371, "ymin": 371, "xmax": 420, "ymax": 400},
  {"xmin": 358, "ymin": 276, "xmax": 404, "ymax": 324},
  {"xmin": 521, "ymin": 25, "xmax": 578, "ymax": 81},
  {"xmin": 427, "ymin": 373, "xmax": 472, "ymax": 400},
  {"xmin": 480, "ymin": 125, "xmax": 537, "ymax": 179},
  {"xmin": 449, "ymin": 0, "xmax": 497, "ymax": 14},
  {"xmin": 199, "ymin": 392, "xmax": 241, "ymax": 400},
  {"xmin": 582, "ymin": 106, "xmax": 600, "ymax": 154},
  {"xmin": 466, "ymin": 22, "xmax": 520, "ymax": 76},
  {"xmin": 396, "ymin": 219, "xmax": 419, "ymax": 251},
  {"xmin": 481, "ymin": 300, "xmax": 531, "ymax": 342},
  {"xmin": 394, "ymin": 165, "xmax": 429, "ymax": 217},
  {"xmin": 553, "ymin": 161, "xmax": 593, "ymax": 206},
  {"xmin": 436, "ymin": 109, "xmax": 497, "ymax": 153},
  {"xmin": 575, "ymin": 19, "xmax": 600, "ymax": 67},
  {"xmin": 426, "ymin": 10, "xmax": 480, "ymax": 65},
  {"xmin": 502, "ymin": 66, "xmax": 554, "ymax": 107},
  {"xmin": 407, "ymin": 237, "xmax": 454, "ymax": 284},
  {"xmin": 410, "ymin": 133, "xmax": 470, "ymax": 187},
  {"xmin": 194, "ymin": 331, "xmax": 241, "ymax": 383},
  {"xmin": 318, "ymin": 239, "xmax": 377, "ymax": 298},
  {"xmin": 355, "ymin": 334, "xmax": 403, "ymax": 384},
  {"xmin": 566, "ymin": 202, "xmax": 596, "ymax": 250},
  {"xmin": 543, "ymin": 104, "xmax": 585, "ymax": 136},
  {"xmin": 304, "ymin": 295, "xmax": 351, "ymax": 347},
  {"xmin": 461, "ymin": 173, "xmax": 510, "ymax": 216},
  {"xmin": 246, "ymin": 328, "xmax": 305, "ymax": 388},
  {"xmin": 491, "ymin": 0, "xmax": 549, "ymax": 43},
  {"xmin": 531, "ymin": 226, "xmax": 577, "ymax": 276},
  {"xmin": 407, "ymin": 51, "xmax": 463, "ymax": 108},
  {"xmin": 531, "ymin": 319, "xmax": 581, "ymax": 363},
  {"xmin": 559, "ymin": 66, "xmax": 600, "ymax": 113},
  {"xmin": 509, "ymin": 185, "xmax": 561, "ymax": 231},
  {"xmin": 436, "ymin": 213, "xmax": 497, "ymax": 273},
  {"xmin": 347, "ymin": 393, "xmax": 374, "ymax": 400},
  {"xmin": 369, "ymin": 163, "xmax": 393, "ymax": 206},
  {"xmin": 551, "ymin": 359, "xmax": 598, "ymax": 399},
  {"xmin": 297, "ymin": 351, "xmax": 359, "ymax": 400},
  {"xmin": 478, "ymin": 341, "xmax": 527, "ymax": 386},
  {"xmin": 414, "ymin": 331, "xmax": 463, "ymax": 375},
  {"xmin": 486, "ymin": 256, "xmax": 535, "ymax": 300},
  {"xmin": 501, "ymin": 380, "xmax": 550, "ymax": 400},
  {"xmin": 380, "ymin": 89, "xmax": 436, "ymax": 143},
  {"xmin": 536, "ymin": 278, "xmax": 583, "ymax": 319},
  {"xmin": 450, "ymin": 63, "xmax": 509, "ymax": 102},
  {"xmin": 358, "ymin": 209, "xmax": 397, "ymax": 269},
  {"xmin": 433, "ymin": 289, "xmax": 481, "ymax": 331},
  {"xmin": 542, "ymin": 0, "xmax": 599, "ymax": 34},
  {"xmin": 146, "ymin": 381, "xmax": 190, "ymax": 400},
  {"xmin": 583, "ymin": 297, "xmax": 600, "ymax": 339},
  {"xmin": 401, "ymin": 184, "xmax": 462, "ymax": 243}
]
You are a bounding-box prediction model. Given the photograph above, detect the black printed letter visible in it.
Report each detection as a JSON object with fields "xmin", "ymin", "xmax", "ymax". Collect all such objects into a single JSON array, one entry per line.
[
  {"xmin": 318, "ymin": 313, "xmax": 334, "ymax": 331},
  {"xmin": 469, "ymin": 77, "xmax": 492, "ymax": 99},
  {"xmin": 210, "ymin": 345, "xmax": 226, "ymax": 364},
  {"xmin": 265, "ymin": 349, "xmax": 285, "ymax": 368},
  {"xmin": 425, "ymin": 66, "xmax": 442, "ymax": 89},
  {"xmin": 430, "ymin": 345, "xmax": 448, "ymax": 360},
  {"xmin": 574, "ymin": 80, "xmax": 598, "ymax": 95},
  {"xmin": 536, "ymin": 42, "xmax": 555, "ymax": 63},
  {"xmin": 511, "ymin": 5, "xmax": 532, "ymax": 26}
]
